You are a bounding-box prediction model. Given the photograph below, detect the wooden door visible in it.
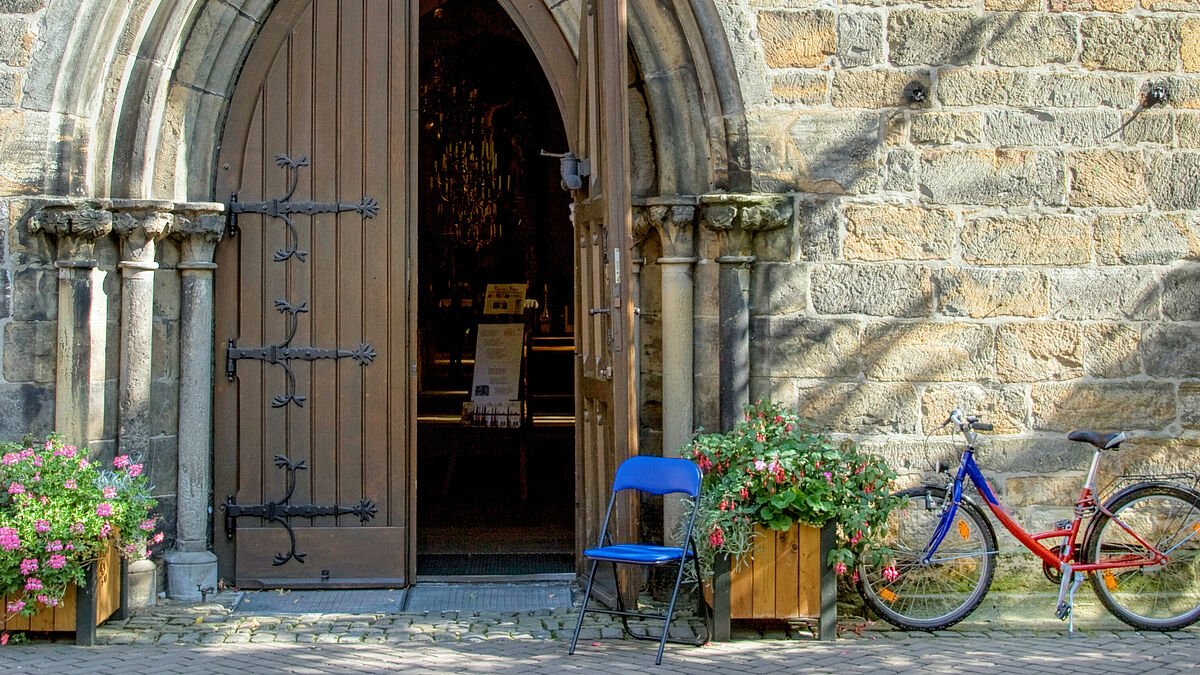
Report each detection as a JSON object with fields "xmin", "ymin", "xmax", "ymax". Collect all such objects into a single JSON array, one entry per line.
[
  {"xmin": 212, "ymin": 0, "xmax": 417, "ymax": 588},
  {"xmin": 574, "ymin": 0, "xmax": 638, "ymax": 603}
]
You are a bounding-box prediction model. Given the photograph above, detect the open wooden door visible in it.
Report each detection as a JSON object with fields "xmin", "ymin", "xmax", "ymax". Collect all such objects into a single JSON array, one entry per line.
[
  {"xmin": 573, "ymin": 0, "xmax": 639, "ymax": 604},
  {"xmin": 212, "ymin": 0, "xmax": 417, "ymax": 588}
]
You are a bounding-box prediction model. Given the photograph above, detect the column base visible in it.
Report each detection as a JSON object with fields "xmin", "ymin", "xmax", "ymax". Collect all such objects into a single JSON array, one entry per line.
[{"xmin": 163, "ymin": 550, "xmax": 219, "ymax": 601}]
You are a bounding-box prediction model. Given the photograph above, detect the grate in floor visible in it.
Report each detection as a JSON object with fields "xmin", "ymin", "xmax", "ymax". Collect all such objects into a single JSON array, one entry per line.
[
  {"xmin": 233, "ymin": 589, "xmax": 408, "ymax": 615},
  {"xmin": 404, "ymin": 582, "xmax": 574, "ymax": 612}
]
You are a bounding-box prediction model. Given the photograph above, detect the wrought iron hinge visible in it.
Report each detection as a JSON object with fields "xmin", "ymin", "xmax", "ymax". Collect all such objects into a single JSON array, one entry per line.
[
  {"xmin": 222, "ymin": 455, "xmax": 377, "ymax": 566},
  {"xmin": 225, "ymin": 299, "xmax": 376, "ymax": 407},
  {"xmin": 227, "ymin": 154, "xmax": 379, "ymax": 261}
]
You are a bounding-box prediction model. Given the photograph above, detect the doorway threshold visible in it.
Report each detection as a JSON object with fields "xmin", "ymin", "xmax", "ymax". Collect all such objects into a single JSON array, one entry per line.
[
  {"xmin": 404, "ymin": 581, "xmax": 574, "ymax": 612},
  {"xmin": 416, "ymin": 572, "xmax": 575, "ymax": 583}
]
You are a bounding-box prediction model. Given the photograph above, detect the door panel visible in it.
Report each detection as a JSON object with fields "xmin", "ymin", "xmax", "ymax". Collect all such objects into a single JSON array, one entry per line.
[
  {"xmin": 213, "ymin": 0, "xmax": 416, "ymax": 588},
  {"xmin": 574, "ymin": 0, "xmax": 638, "ymax": 605}
]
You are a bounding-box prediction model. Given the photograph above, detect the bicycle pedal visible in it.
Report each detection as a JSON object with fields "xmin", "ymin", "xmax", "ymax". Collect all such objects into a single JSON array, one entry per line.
[
  {"xmin": 1055, "ymin": 601, "xmax": 1071, "ymax": 621},
  {"xmin": 1054, "ymin": 520, "xmax": 1071, "ymax": 530}
]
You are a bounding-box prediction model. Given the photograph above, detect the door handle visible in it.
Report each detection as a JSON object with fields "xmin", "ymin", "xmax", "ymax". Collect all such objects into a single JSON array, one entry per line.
[{"xmin": 589, "ymin": 308, "xmax": 610, "ymax": 315}]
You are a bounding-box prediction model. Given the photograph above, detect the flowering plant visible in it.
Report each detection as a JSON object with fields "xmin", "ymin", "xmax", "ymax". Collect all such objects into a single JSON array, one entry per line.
[
  {"xmin": 0, "ymin": 435, "xmax": 160, "ymax": 618},
  {"xmin": 682, "ymin": 400, "xmax": 903, "ymax": 580}
]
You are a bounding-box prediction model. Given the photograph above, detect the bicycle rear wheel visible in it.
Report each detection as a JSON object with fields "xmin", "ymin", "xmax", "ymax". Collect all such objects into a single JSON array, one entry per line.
[
  {"xmin": 857, "ymin": 486, "xmax": 997, "ymax": 630},
  {"xmin": 1085, "ymin": 483, "xmax": 1200, "ymax": 630}
]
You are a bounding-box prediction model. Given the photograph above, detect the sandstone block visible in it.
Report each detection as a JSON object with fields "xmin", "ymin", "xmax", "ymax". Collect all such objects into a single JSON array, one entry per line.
[
  {"xmin": 1094, "ymin": 212, "xmax": 1200, "ymax": 265},
  {"xmin": 920, "ymin": 384, "xmax": 1028, "ymax": 434},
  {"xmin": 858, "ymin": 438, "xmax": 959, "ymax": 475},
  {"xmin": 1005, "ymin": 474, "xmax": 1089, "ymax": 507},
  {"xmin": 693, "ymin": 375, "xmax": 720, "ymax": 433},
  {"xmin": 1031, "ymin": 382, "xmax": 1175, "ymax": 432},
  {"xmin": 1163, "ymin": 265, "xmax": 1200, "ymax": 320},
  {"xmin": 843, "ymin": 205, "xmax": 955, "ymax": 261},
  {"xmin": 845, "ymin": 0, "xmax": 973, "ymax": 6},
  {"xmin": 984, "ymin": 14, "xmax": 1078, "ymax": 67},
  {"xmin": 3, "ymin": 321, "xmax": 55, "ymax": 383},
  {"xmin": 934, "ymin": 268, "xmax": 1048, "ymax": 318},
  {"xmin": 0, "ymin": 267, "xmax": 7, "ymax": 320},
  {"xmin": 749, "ymin": 316, "xmax": 860, "ymax": 378},
  {"xmin": 996, "ymin": 322, "xmax": 1083, "ymax": 383},
  {"xmin": 0, "ymin": 17, "xmax": 32, "ymax": 67},
  {"xmin": 771, "ymin": 72, "xmax": 827, "ymax": 106},
  {"xmin": 10, "ymin": 267, "xmax": 56, "ymax": 321},
  {"xmin": 1051, "ymin": 0, "xmax": 1133, "ymax": 10},
  {"xmin": 1184, "ymin": 18, "xmax": 1200, "ymax": 73},
  {"xmin": 938, "ymin": 68, "xmax": 1033, "ymax": 106},
  {"xmin": 862, "ymin": 321, "xmax": 994, "ymax": 381},
  {"xmin": 797, "ymin": 197, "xmax": 839, "ymax": 261},
  {"xmin": 910, "ymin": 112, "xmax": 982, "ymax": 145},
  {"xmin": 0, "ymin": 383, "xmax": 53, "ymax": 439},
  {"xmin": 1030, "ymin": 73, "xmax": 1138, "ymax": 108},
  {"xmin": 0, "ymin": 71, "xmax": 20, "ymax": 107},
  {"xmin": 758, "ymin": 10, "xmax": 836, "ymax": 68},
  {"xmin": 1148, "ymin": 152, "xmax": 1200, "ymax": 210},
  {"xmin": 1052, "ymin": 268, "xmax": 1159, "ymax": 321},
  {"xmin": 749, "ymin": 376, "xmax": 795, "ymax": 410},
  {"xmin": 1122, "ymin": 110, "xmax": 1174, "ymax": 145},
  {"xmin": 783, "ymin": 112, "xmax": 881, "ymax": 194},
  {"xmin": 1143, "ymin": 324, "xmax": 1200, "ymax": 378},
  {"xmin": 0, "ymin": 0, "xmax": 48, "ymax": 11},
  {"xmin": 1177, "ymin": 112, "xmax": 1200, "ymax": 148},
  {"xmin": 152, "ymin": 320, "xmax": 181, "ymax": 380},
  {"xmin": 837, "ymin": 11, "xmax": 884, "ymax": 67},
  {"xmin": 1097, "ymin": 437, "xmax": 1200, "ymax": 487},
  {"xmin": 1147, "ymin": 0, "xmax": 1200, "ymax": 11},
  {"xmin": 885, "ymin": 149, "xmax": 918, "ymax": 192},
  {"xmin": 920, "ymin": 149, "xmax": 1065, "ymax": 206},
  {"xmin": 1181, "ymin": 382, "xmax": 1200, "ymax": 430},
  {"xmin": 831, "ymin": 70, "xmax": 931, "ymax": 109},
  {"xmin": 1082, "ymin": 323, "xmax": 1141, "ymax": 378},
  {"xmin": 811, "ymin": 263, "xmax": 932, "ymax": 317},
  {"xmin": 961, "ymin": 214, "xmax": 1090, "ymax": 265},
  {"xmin": 888, "ymin": 11, "xmax": 986, "ymax": 66},
  {"xmin": 154, "ymin": 266, "xmax": 182, "ymax": 321},
  {"xmin": 987, "ymin": 0, "xmax": 1040, "ymax": 9},
  {"xmin": 1159, "ymin": 76, "xmax": 1200, "ymax": 111},
  {"xmin": 750, "ymin": 262, "xmax": 808, "ymax": 315},
  {"xmin": 693, "ymin": 315, "xmax": 719, "ymax": 376},
  {"xmin": 1067, "ymin": 150, "xmax": 1149, "ymax": 207},
  {"xmin": 984, "ymin": 110, "xmax": 1122, "ymax": 147},
  {"xmin": 1081, "ymin": 17, "xmax": 1180, "ymax": 72},
  {"xmin": 0, "ymin": 110, "xmax": 53, "ymax": 195},
  {"xmin": 148, "ymin": 435, "xmax": 179, "ymax": 493},
  {"xmin": 793, "ymin": 381, "xmax": 919, "ymax": 434}
]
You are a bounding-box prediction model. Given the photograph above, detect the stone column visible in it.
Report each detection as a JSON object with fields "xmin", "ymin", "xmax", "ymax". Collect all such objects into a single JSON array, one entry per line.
[
  {"xmin": 648, "ymin": 202, "xmax": 697, "ymax": 539},
  {"xmin": 163, "ymin": 206, "xmax": 223, "ymax": 600},
  {"xmin": 112, "ymin": 202, "xmax": 171, "ymax": 461},
  {"xmin": 31, "ymin": 203, "xmax": 112, "ymax": 448},
  {"xmin": 701, "ymin": 195, "xmax": 792, "ymax": 432}
]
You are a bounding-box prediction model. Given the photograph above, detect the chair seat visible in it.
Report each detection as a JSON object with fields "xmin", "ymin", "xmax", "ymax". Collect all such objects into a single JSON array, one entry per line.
[{"xmin": 583, "ymin": 544, "xmax": 693, "ymax": 564}]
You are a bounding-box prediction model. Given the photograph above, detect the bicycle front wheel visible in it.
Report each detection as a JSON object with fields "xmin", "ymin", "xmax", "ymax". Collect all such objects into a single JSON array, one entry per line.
[
  {"xmin": 1085, "ymin": 483, "xmax": 1200, "ymax": 630},
  {"xmin": 857, "ymin": 486, "xmax": 997, "ymax": 631}
]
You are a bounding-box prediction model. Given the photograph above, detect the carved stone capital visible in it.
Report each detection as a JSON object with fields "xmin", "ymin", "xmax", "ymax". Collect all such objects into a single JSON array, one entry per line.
[
  {"xmin": 112, "ymin": 201, "xmax": 173, "ymax": 266},
  {"xmin": 699, "ymin": 194, "xmax": 794, "ymax": 258},
  {"xmin": 29, "ymin": 201, "xmax": 113, "ymax": 264},
  {"xmin": 634, "ymin": 196, "xmax": 699, "ymax": 262},
  {"xmin": 173, "ymin": 206, "xmax": 224, "ymax": 268}
]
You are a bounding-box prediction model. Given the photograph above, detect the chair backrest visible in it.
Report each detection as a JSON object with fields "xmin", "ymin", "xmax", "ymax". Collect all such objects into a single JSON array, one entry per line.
[{"xmin": 612, "ymin": 456, "xmax": 701, "ymax": 497}]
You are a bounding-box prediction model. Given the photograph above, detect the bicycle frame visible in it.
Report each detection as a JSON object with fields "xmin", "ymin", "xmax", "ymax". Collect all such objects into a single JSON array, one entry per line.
[{"xmin": 925, "ymin": 443, "xmax": 1169, "ymax": 574}]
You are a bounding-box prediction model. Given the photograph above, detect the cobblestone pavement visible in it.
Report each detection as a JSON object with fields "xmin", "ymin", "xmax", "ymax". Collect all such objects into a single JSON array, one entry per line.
[{"xmin": 3, "ymin": 591, "xmax": 1200, "ymax": 672}]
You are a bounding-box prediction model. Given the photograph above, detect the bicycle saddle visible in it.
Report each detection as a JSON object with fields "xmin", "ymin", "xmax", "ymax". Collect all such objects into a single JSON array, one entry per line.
[{"xmin": 1067, "ymin": 430, "xmax": 1126, "ymax": 450}]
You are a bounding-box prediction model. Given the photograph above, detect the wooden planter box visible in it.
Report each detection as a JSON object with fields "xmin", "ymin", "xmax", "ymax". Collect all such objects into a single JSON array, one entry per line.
[
  {"xmin": 707, "ymin": 521, "xmax": 836, "ymax": 640},
  {"xmin": 1, "ymin": 542, "xmax": 124, "ymax": 644}
]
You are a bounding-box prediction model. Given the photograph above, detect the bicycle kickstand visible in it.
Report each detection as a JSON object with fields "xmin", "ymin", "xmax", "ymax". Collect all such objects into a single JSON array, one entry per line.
[{"xmin": 1055, "ymin": 566, "xmax": 1086, "ymax": 633}]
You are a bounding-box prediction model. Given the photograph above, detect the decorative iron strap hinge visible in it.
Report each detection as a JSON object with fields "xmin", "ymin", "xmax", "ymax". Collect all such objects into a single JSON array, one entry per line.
[
  {"xmin": 222, "ymin": 455, "xmax": 378, "ymax": 566},
  {"xmin": 227, "ymin": 154, "xmax": 379, "ymax": 262},
  {"xmin": 225, "ymin": 299, "xmax": 376, "ymax": 407}
]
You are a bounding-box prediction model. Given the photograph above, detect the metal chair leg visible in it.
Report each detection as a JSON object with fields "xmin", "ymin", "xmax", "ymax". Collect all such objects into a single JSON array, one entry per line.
[
  {"xmin": 656, "ymin": 551, "xmax": 692, "ymax": 665},
  {"xmin": 569, "ymin": 560, "xmax": 600, "ymax": 655}
]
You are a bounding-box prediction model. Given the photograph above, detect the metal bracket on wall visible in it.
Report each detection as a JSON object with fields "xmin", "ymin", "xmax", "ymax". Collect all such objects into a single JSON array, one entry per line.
[
  {"xmin": 227, "ymin": 154, "xmax": 379, "ymax": 261},
  {"xmin": 225, "ymin": 298, "xmax": 376, "ymax": 407},
  {"xmin": 222, "ymin": 455, "xmax": 378, "ymax": 566}
]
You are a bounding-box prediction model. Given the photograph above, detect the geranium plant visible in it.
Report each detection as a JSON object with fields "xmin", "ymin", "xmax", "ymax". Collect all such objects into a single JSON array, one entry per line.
[
  {"xmin": 0, "ymin": 435, "xmax": 160, "ymax": 618},
  {"xmin": 681, "ymin": 400, "xmax": 903, "ymax": 580}
]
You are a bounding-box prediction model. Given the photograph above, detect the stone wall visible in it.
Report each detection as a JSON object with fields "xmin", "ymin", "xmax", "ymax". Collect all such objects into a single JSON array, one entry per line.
[{"xmin": 731, "ymin": 0, "xmax": 1200, "ymax": 531}]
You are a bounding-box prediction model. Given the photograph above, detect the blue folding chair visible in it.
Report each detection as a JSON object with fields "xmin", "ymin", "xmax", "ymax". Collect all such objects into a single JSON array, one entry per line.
[{"xmin": 568, "ymin": 456, "xmax": 711, "ymax": 665}]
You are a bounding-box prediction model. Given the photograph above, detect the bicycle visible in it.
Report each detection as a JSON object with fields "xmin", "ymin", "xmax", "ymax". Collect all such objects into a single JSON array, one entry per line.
[{"xmin": 857, "ymin": 408, "xmax": 1200, "ymax": 632}]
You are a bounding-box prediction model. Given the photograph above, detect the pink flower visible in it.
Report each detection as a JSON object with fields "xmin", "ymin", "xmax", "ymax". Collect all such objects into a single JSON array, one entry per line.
[
  {"xmin": 139, "ymin": 519, "xmax": 155, "ymax": 531},
  {"xmin": 48, "ymin": 555, "xmax": 66, "ymax": 570},
  {"xmin": 113, "ymin": 455, "xmax": 130, "ymax": 469},
  {"xmin": 7, "ymin": 482, "xmax": 24, "ymax": 495},
  {"xmin": 834, "ymin": 561, "xmax": 847, "ymax": 576},
  {"xmin": 19, "ymin": 559, "xmax": 38, "ymax": 575},
  {"xmin": 64, "ymin": 479, "xmax": 77, "ymax": 490},
  {"xmin": 755, "ymin": 432, "xmax": 766, "ymax": 442},
  {"xmin": 852, "ymin": 570, "xmax": 859, "ymax": 583},
  {"xmin": 96, "ymin": 503, "xmax": 114, "ymax": 517},
  {"xmin": 882, "ymin": 565, "xmax": 900, "ymax": 582},
  {"xmin": 6, "ymin": 600, "xmax": 25, "ymax": 613},
  {"xmin": 150, "ymin": 532, "xmax": 164, "ymax": 544},
  {"xmin": 45, "ymin": 540, "xmax": 62, "ymax": 552},
  {"xmin": 24, "ymin": 578, "xmax": 43, "ymax": 591},
  {"xmin": 754, "ymin": 459, "xmax": 767, "ymax": 472},
  {"xmin": 128, "ymin": 464, "xmax": 143, "ymax": 478},
  {"xmin": 77, "ymin": 459, "xmax": 88, "ymax": 470},
  {"xmin": 0, "ymin": 527, "xmax": 21, "ymax": 551},
  {"xmin": 70, "ymin": 522, "xmax": 85, "ymax": 534},
  {"xmin": 103, "ymin": 487, "xmax": 117, "ymax": 499},
  {"xmin": 1, "ymin": 452, "xmax": 19, "ymax": 465},
  {"xmin": 708, "ymin": 527, "xmax": 724, "ymax": 548},
  {"xmin": 99, "ymin": 523, "xmax": 112, "ymax": 537},
  {"xmin": 65, "ymin": 542, "xmax": 75, "ymax": 550},
  {"xmin": 34, "ymin": 520, "xmax": 50, "ymax": 533}
]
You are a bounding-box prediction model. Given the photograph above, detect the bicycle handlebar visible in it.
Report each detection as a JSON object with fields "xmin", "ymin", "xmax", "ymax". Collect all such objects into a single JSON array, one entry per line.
[{"xmin": 944, "ymin": 408, "xmax": 992, "ymax": 432}]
